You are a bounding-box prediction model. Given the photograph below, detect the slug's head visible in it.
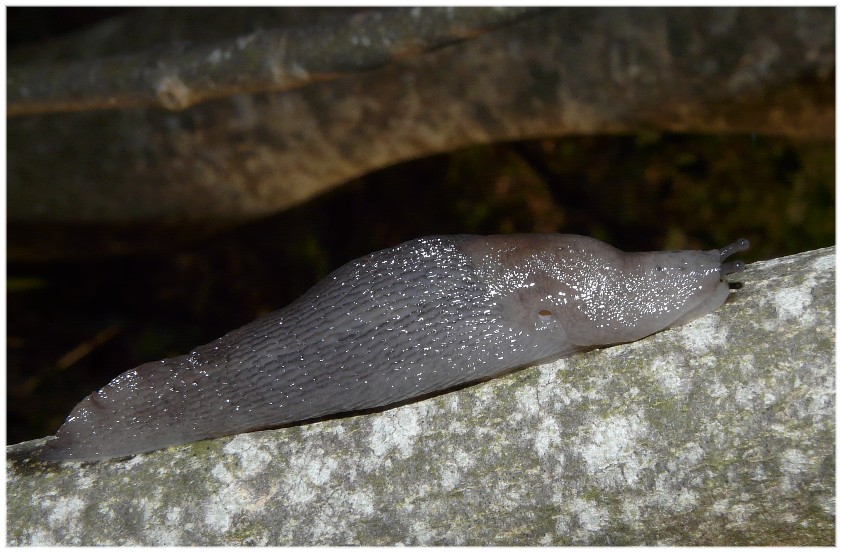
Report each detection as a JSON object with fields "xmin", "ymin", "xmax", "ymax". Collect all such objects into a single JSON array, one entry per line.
[
  {"xmin": 463, "ymin": 234, "xmax": 750, "ymax": 350},
  {"xmin": 565, "ymin": 237, "xmax": 750, "ymax": 346}
]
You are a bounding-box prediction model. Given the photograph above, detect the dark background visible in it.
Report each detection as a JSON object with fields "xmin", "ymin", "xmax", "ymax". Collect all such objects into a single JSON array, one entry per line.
[{"xmin": 7, "ymin": 9, "xmax": 835, "ymax": 444}]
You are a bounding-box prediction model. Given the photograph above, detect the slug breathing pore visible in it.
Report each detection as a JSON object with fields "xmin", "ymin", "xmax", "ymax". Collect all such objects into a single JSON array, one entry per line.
[{"xmin": 42, "ymin": 234, "xmax": 749, "ymax": 462}]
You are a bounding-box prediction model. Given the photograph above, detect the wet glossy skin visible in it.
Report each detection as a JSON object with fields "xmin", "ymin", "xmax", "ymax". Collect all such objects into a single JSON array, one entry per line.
[{"xmin": 41, "ymin": 234, "xmax": 749, "ymax": 462}]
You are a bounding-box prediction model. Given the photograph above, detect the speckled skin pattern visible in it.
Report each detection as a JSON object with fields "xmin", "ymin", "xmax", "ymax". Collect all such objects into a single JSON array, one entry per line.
[{"xmin": 42, "ymin": 234, "xmax": 748, "ymax": 462}]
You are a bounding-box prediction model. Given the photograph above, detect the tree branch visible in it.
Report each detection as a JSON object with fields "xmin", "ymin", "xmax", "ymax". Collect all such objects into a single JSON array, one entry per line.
[
  {"xmin": 7, "ymin": 7, "xmax": 834, "ymax": 259},
  {"xmin": 8, "ymin": 7, "xmax": 546, "ymax": 116}
]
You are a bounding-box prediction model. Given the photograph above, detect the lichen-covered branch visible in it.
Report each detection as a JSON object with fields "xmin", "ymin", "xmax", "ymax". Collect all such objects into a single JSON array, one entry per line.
[
  {"xmin": 8, "ymin": 7, "xmax": 544, "ymax": 116},
  {"xmin": 6, "ymin": 246, "xmax": 834, "ymax": 545}
]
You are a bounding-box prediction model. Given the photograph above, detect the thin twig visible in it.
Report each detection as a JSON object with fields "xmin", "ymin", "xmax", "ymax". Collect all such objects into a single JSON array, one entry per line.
[{"xmin": 57, "ymin": 323, "xmax": 122, "ymax": 370}]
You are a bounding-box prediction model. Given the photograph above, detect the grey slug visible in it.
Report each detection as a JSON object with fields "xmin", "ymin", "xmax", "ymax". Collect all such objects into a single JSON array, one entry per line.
[{"xmin": 42, "ymin": 234, "xmax": 749, "ymax": 462}]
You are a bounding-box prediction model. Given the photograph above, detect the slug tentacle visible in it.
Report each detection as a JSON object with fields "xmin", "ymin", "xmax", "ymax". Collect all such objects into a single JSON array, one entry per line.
[
  {"xmin": 42, "ymin": 234, "xmax": 749, "ymax": 462},
  {"xmin": 719, "ymin": 238, "xmax": 750, "ymax": 276},
  {"xmin": 720, "ymin": 260, "xmax": 745, "ymax": 276},
  {"xmin": 720, "ymin": 238, "xmax": 751, "ymax": 261}
]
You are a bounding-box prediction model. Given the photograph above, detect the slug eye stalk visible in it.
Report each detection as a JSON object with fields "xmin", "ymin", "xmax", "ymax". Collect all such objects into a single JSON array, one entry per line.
[{"xmin": 719, "ymin": 238, "xmax": 750, "ymax": 274}]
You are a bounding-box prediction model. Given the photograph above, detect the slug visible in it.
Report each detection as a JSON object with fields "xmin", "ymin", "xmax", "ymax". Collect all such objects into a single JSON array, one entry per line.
[{"xmin": 41, "ymin": 234, "xmax": 749, "ymax": 462}]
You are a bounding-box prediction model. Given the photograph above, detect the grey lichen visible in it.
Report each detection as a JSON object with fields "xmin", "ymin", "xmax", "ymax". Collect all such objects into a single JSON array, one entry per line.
[{"xmin": 6, "ymin": 246, "xmax": 834, "ymax": 545}]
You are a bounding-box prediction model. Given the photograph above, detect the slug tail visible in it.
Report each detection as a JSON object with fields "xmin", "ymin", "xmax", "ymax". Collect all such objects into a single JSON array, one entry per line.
[{"xmin": 40, "ymin": 355, "xmax": 228, "ymax": 462}]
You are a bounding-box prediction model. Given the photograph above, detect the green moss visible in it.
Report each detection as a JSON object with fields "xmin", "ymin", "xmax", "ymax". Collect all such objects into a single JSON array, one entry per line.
[{"xmin": 582, "ymin": 487, "xmax": 602, "ymax": 502}]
